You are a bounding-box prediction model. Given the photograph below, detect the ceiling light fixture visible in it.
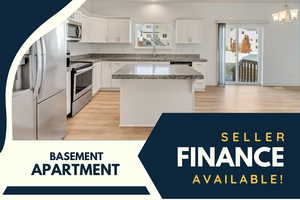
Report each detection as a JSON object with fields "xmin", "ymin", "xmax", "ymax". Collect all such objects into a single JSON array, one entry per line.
[{"xmin": 272, "ymin": 0, "xmax": 298, "ymax": 23}]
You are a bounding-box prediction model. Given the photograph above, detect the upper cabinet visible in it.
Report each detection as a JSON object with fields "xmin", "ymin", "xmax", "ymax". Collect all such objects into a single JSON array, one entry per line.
[
  {"xmin": 81, "ymin": 14, "xmax": 108, "ymax": 43},
  {"xmin": 80, "ymin": 14, "xmax": 92, "ymax": 43},
  {"xmin": 90, "ymin": 17, "xmax": 108, "ymax": 43},
  {"xmin": 96, "ymin": 18, "xmax": 108, "ymax": 43},
  {"xmin": 107, "ymin": 19, "xmax": 132, "ymax": 43},
  {"xmin": 175, "ymin": 19, "xmax": 202, "ymax": 44},
  {"xmin": 77, "ymin": 12, "xmax": 131, "ymax": 44}
]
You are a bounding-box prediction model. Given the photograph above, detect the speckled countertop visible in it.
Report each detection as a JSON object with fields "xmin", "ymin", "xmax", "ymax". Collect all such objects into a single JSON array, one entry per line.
[
  {"xmin": 71, "ymin": 53, "xmax": 208, "ymax": 63},
  {"xmin": 112, "ymin": 63, "xmax": 204, "ymax": 80}
]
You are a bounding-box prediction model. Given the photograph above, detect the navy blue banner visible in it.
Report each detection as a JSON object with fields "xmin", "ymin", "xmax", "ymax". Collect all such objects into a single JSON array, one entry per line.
[
  {"xmin": 3, "ymin": 186, "xmax": 149, "ymax": 195},
  {"xmin": 139, "ymin": 113, "xmax": 300, "ymax": 199},
  {"xmin": 0, "ymin": 1, "xmax": 71, "ymax": 152}
]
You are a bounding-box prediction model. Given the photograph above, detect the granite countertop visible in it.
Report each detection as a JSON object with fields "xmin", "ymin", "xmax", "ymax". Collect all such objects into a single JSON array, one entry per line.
[
  {"xmin": 112, "ymin": 63, "xmax": 204, "ymax": 80},
  {"xmin": 71, "ymin": 53, "xmax": 208, "ymax": 63}
]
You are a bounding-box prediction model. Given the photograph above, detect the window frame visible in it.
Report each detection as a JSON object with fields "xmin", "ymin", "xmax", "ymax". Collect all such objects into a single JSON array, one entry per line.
[{"xmin": 134, "ymin": 22, "xmax": 174, "ymax": 49}]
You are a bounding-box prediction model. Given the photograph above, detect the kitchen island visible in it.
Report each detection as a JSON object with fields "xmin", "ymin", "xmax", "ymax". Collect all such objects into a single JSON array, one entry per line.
[{"xmin": 112, "ymin": 63, "xmax": 204, "ymax": 127}]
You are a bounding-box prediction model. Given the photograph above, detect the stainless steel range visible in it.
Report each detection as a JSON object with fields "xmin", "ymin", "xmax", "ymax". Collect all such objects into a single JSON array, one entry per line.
[{"xmin": 70, "ymin": 61, "xmax": 94, "ymax": 117}]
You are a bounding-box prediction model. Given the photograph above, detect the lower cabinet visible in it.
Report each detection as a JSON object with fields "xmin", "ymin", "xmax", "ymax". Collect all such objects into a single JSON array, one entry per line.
[
  {"xmin": 98, "ymin": 61, "xmax": 205, "ymax": 92},
  {"xmin": 92, "ymin": 62, "xmax": 102, "ymax": 96},
  {"xmin": 192, "ymin": 62, "xmax": 207, "ymax": 92},
  {"xmin": 101, "ymin": 62, "xmax": 113, "ymax": 88},
  {"xmin": 111, "ymin": 63, "xmax": 125, "ymax": 88},
  {"xmin": 101, "ymin": 62, "xmax": 136, "ymax": 90},
  {"xmin": 137, "ymin": 61, "xmax": 170, "ymax": 65}
]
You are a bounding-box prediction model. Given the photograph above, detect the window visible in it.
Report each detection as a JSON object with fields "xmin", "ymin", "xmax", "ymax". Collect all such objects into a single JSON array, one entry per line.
[{"xmin": 135, "ymin": 23, "xmax": 172, "ymax": 48}]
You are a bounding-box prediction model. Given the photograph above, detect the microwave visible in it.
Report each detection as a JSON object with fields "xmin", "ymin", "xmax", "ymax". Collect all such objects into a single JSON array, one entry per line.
[{"xmin": 67, "ymin": 20, "xmax": 82, "ymax": 42}]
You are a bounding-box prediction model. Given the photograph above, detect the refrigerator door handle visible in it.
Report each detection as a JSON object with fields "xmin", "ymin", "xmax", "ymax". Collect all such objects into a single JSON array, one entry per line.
[
  {"xmin": 41, "ymin": 37, "xmax": 47, "ymax": 91},
  {"xmin": 33, "ymin": 39, "xmax": 43, "ymax": 98},
  {"xmin": 78, "ymin": 26, "xmax": 82, "ymax": 39}
]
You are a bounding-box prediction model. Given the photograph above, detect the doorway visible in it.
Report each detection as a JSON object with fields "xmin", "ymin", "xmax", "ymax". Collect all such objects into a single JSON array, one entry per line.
[{"xmin": 219, "ymin": 24, "xmax": 263, "ymax": 85}]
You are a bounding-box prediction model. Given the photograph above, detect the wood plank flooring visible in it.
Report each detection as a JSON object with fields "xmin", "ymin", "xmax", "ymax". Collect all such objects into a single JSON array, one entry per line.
[{"xmin": 65, "ymin": 86, "xmax": 300, "ymax": 140}]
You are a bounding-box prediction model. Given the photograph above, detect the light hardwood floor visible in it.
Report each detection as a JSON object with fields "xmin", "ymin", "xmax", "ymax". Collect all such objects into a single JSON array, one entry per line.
[{"xmin": 65, "ymin": 86, "xmax": 300, "ymax": 140}]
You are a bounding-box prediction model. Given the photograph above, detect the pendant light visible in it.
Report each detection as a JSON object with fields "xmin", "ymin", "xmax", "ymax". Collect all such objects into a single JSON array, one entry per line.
[{"xmin": 272, "ymin": 0, "xmax": 298, "ymax": 23}]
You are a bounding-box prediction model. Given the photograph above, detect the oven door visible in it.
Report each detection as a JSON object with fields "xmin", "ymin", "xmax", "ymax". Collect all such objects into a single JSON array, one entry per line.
[
  {"xmin": 73, "ymin": 66, "xmax": 93, "ymax": 101},
  {"xmin": 67, "ymin": 21, "xmax": 82, "ymax": 41}
]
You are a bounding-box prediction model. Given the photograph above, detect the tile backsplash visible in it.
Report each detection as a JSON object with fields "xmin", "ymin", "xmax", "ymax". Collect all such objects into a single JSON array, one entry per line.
[
  {"xmin": 68, "ymin": 43, "xmax": 101, "ymax": 56},
  {"xmin": 68, "ymin": 42, "xmax": 202, "ymax": 56}
]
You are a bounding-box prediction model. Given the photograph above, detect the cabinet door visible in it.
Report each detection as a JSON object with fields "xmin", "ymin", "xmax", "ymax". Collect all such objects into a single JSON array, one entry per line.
[
  {"xmin": 191, "ymin": 21, "xmax": 202, "ymax": 44},
  {"xmin": 101, "ymin": 62, "xmax": 112, "ymax": 88},
  {"xmin": 80, "ymin": 14, "xmax": 91, "ymax": 43},
  {"xmin": 119, "ymin": 20, "xmax": 131, "ymax": 43},
  {"xmin": 107, "ymin": 20, "xmax": 120, "ymax": 43},
  {"xmin": 93, "ymin": 18, "xmax": 107, "ymax": 43},
  {"xmin": 89, "ymin": 17, "xmax": 98, "ymax": 43},
  {"xmin": 107, "ymin": 19, "xmax": 131, "ymax": 43},
  {"xmin": 66, "ymin": 71, "xmax": 71, "ymax": 115},
  {"xmin": 176, "ymin": 20, "xmax": 187, "ymax": 43},
  {"xmin": 92, "ymin": 65, "xmax": 98, "ymax": 96},
  {"xmin": 111, "ymin": 63, "xmax": 123, "ymax": 88},
  {"xmin": 92, "ymin": 63, "xmax": 102, "ymax": 95},
  {"xmin": 96, "ymin": 63, "xmax": 102, "ymax": 91},
  {"xmin": 97, "ymin": 18, "xmax": 108, "ymax": 43},
  {"xmin": 82, "ymin": 16, "xmax": 107, "ymax": 43},
  {"xmin": 176, "ymin": 20, "xmax": 202, "ymax": 44}
]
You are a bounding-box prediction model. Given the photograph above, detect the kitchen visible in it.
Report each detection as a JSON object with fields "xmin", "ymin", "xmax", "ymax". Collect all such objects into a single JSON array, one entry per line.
[{"xmin": 12, "ymin": 0, "xmax": 300, "ymax": 140}]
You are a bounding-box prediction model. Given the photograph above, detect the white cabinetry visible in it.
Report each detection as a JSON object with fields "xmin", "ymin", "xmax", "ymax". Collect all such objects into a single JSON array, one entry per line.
[
  {"xmin": 111, "ymin": 63, "xmax": 124, "ymax": 88},
  {"xmin": 80, "ymin": 14, "xmax": 93, "ymax": 43},
  {"xmin": 81, "ymin": 14, "xmax": 107, "ymax": 43},
  {"xmin": 101, "ymin": 62, "xmax": 136, "ymax": 90},
  {"xmin": 95, "ymin": 18, "xmax": 108, "ymax": 43},
  {"xmin": 101, "ymin": 62, "xmax": 113, "ymax": 88},
  {"xmin": 92, "ymin": 62, "xmax": 102, "ymax": 96},
  {"xmin": 80, "ymin": 16, "xmax": 131, "ymax": 44},
  {"xmin": 176, "ymin": 19, "xmax": 202, "ymax": 44},
  {"xmin": 89, "ymin": 17, "xmax": 107, "ymax": 43},
  {"xmin": 137, "ymin": 61, "xmax": 170, "ymax": 65},
  {"xmin": 92, "ymin": 65, "xmax": 97, "ymax": 96},
  {"xmin": 192, "ymin": 62, "xmax": 207, "ymax": 92},
  {"xmin": 107, "ymin": 19, "xmax": 131, "ymax": 43},
  {"xmin": 66, "ymin": 71, "xmax": 71, "ymax": 115}
]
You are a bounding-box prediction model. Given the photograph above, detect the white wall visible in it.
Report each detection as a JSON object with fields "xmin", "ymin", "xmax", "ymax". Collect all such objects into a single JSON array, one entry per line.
[{"xmin": 74, "ymin": 0, "xmax": 300, "ymax": 86}]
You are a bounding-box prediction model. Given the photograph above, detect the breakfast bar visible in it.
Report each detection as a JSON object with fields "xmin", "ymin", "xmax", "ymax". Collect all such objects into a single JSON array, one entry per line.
[{"xmin": 112, "ymin": 63, "xmax": 204, "ymax": 127}]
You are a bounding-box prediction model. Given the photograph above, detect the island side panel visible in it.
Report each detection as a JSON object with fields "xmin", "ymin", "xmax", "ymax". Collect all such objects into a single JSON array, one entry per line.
[{"xmin": 119, "ymin": 79, "xmax": 195, "ymax": 127}]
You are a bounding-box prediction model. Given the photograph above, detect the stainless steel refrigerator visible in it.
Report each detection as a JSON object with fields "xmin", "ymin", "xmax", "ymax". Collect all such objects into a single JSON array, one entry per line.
[{"xmin": 12, "ymin": 23, "xmax": 66, "ymax": 140}]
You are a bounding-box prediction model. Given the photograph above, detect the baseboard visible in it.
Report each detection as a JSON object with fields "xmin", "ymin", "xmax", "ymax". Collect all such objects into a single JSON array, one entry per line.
[
  {"xmin": 99, "ymin": 88, "xmax": 120, "ymax": 91},
  {"xmin": 262, "ymin": 83, "xmax": 300, "ymax": 86}
]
